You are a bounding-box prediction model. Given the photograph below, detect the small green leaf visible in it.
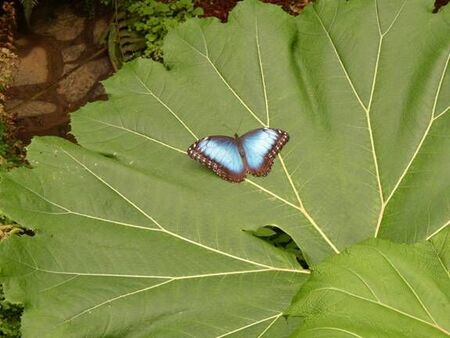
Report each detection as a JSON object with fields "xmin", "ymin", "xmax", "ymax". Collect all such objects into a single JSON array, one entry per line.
[{"xmin": 253, "ymin": 227, "xmax": 278, "ymax": 237}]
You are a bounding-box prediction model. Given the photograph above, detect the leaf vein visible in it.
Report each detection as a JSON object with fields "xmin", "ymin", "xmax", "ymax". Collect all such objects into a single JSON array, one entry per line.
[
  {"xmin": 434, "ymin": 105, "xmax": 449, "ymax": 121},
  {"xmin": 215, "ymin": 313, "xmax": 282, "ymax": 338},
  {"xmin": 245, "ymin": 177, "xmax": 340, "ymax": 253},
  {"xmin": 255, "ymin": 17, "xmax": 270, "ymax": 126},
  {"xmin": 312, "ymin": 6, "xmax": 368, "ymax": 112},
  {"xmin": 314, "ymin": 287, "xmax": 449, "ymax": 334},
  {"xmin": 429, "ymin": 235, "xmax": 450, "ymax": 278},
  {"xmin": 143, "ymin": 35, "xmax": 339, "ymax": 255},
  {"xmin": 178, "ymin": 37, "xmax": 266, "ymax": 126},
  {"xmin": 369, "ymin": 0, "xmax": 386, "ymax": 233},
  {"xmin": 371, "ymin": 247, "xmax": 439, "ymax": 325},
  {"xmin": 301, "ymin": 327, "xmax": 364, "ymax": 338},
  {"xmin": 8, "ymin": 177, "xmax": 156, "ymax": 231},
  {"xmin": 80, "ymin": 117, "xmax": 186, "ymax": 154},
  {"xmin": 381, "ymin": 0, "xmax": 408, "ymax": 36},
  {"xmin": 426, "ymin": 219, "xmax": 450, "ymax": 241},
  {"xmin": 60, "ymin": 149, "xmax": 307, "ymax": 272},
  {"xmin": 133, "ymin": 71, "xmax": 198, "ymax": 139},
  {"xmin": 377, "ymin": 52, "xmax": 450, "ymax": 234}
]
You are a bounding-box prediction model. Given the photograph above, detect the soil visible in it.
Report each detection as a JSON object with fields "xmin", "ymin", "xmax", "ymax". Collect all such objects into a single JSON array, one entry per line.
[{"xmin": 196, "ymin": 0, "xmax": 309, "ymax": 21}]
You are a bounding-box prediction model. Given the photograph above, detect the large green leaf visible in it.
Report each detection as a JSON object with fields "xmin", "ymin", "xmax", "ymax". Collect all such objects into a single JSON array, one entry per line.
[
  {"xmin": 288, "ymin": 235, "xmax": 450, "ymax": 337},
  {"xmin": 73, "ymin": 0, "xmax": 449, "ymax": 259},
  {"xmin": 0, "ymin": 0, "xmax": 449, "ymax": 336},
  {"xmin": 0, "ymin": 137, "xmax": 307, "ymax": 337}
]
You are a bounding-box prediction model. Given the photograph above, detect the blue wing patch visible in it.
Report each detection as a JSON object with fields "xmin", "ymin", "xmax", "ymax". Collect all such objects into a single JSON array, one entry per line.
[
  {"xmin": 240, "ymin": 128, "xmax": 289, "ymax": 177},
  {"xmin": 187, "ymin": 128, "xmax": 289, "ymax": 182},
  {"xmin": 187, "ymin": 136, "xmax": 245, "ymax": 182},
  {"xmin": 197, "ymin": 138, "xmax": 244, "ymax": 174},
  {"xmin": 241, "ymin": 128, "xmax": 279, "ymax": 170}
]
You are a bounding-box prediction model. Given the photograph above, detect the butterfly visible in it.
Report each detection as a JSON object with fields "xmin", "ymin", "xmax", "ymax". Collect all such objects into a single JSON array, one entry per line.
[{"xmin": 187, "ymin": 128, "xmax": 289, "ymax": 182}]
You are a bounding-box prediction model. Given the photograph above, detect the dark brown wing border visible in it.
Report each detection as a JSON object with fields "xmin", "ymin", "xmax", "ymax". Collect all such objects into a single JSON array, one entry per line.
[
  {"xmin": 187, "ymin": 137, "xmax": 246, "ymax": 183},
  {"xmin": 244, "ymin": 129, "xmax": 289, "ymax": 177}
]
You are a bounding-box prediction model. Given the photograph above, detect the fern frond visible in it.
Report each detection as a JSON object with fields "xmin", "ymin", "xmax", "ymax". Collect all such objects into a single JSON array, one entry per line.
[{"xmin": 19, "ymin": 0, "xmax": 39, "ymax": 24}]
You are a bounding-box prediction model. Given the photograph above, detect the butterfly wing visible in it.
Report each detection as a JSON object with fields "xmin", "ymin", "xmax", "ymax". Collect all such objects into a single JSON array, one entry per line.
[
  {"xmin": 187, "ymin": 136, "xmax": 246, "ymax": 182},
  {"xmin": 240, "ymin": 128, "xmax": 289, "ymax": 177}
]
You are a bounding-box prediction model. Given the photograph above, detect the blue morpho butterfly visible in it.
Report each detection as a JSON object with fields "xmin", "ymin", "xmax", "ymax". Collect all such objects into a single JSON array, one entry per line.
[{"xmin": 187, "ymin": 128, "xmax": 289, "ymax": 182}]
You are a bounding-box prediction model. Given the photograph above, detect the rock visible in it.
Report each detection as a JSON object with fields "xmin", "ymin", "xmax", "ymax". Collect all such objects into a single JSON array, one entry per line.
[
  {"xmin": 12, "ymin": 46, "xmax": 48, "ymax": 86},
  {"xmin": 15, "ymin": 38, "xmax": 29, "ymax": 47},
  {"xmin": 5, "ymin": 99, "xmax": 57, "ymax": 118},
  {"xmin": 93, "ymin": 19, "xmax": 109, "ymax": 45},
  {"xmin": 57, "ymin": 57, "xmax": 111, "ymax": 104},
  {"xmin": 62, "ymin": 63, "xmax": 78, "ymax": 75},
  {"xmin": 88, "ymin": 83, "xmax": 107, "ymax": 102},
  {"xmin": 33, "ymin": 6, "xmax": 85, "ymax": 41},
  {"xmin": 62, "ymin": 44, "xmax": 86, "ymax": 63}
]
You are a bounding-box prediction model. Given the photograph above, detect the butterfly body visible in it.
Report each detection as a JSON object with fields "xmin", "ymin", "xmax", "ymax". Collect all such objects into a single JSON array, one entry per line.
[{"xmin": 187, "ymin": 128, "xmax": 289, "ymax": 182}]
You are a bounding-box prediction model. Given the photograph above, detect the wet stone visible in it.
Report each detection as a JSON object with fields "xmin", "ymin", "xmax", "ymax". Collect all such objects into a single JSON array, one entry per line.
[
  {"xmin": 57, "ymin": 58, "xmax": 111, "ymax": 103},
  {"xmin": 93, "ymin": 19, "xmax": 109, "ymax": 45},
  {"xmin": 62, "ymin": 44, "xmax": 86, "ymax": 63},
  {"xmin": 33, "ymin": 6, "xmax": 85, "ymax": 41},
  {"xmin": 5, "ymin": 100, "xmax": 57, "ymax": 118},
  {"xmin": 15, "ymin": 38, "xmax": 29, "ymax": 48},
  {"xmin": 12, "ymin": 47, "xmax": 48, "ymax": 86},
  {"xmin": 62, "ymin": 63, "xmax": 78, "ymax": 75},
  {"xmin": 89, "ymin": 83, "xmax": 107, "ymax": 101}
]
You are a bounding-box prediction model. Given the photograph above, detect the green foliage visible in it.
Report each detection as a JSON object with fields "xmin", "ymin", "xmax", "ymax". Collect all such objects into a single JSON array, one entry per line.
[
  {"xmin": 253, "ymin": 226, "xmax": 308, "ymax": 268},
  {"xmin": 0, "ymin": 0, "xmax": 448, "ymax": 337},
  {"xmin": 0, "ymin": 120, "xmax": 23, "ymax": 172},
  {"xmin": 0, "ymin": 285, "xmax": 22, "ymax": 338},
  {"xmin": 82, "ymin": 0, "xmax": 98, "ymax": 17},
  {"xmin": 107, "ymin": 0, "xmax": 203, "ymax": 68},
  {"xmin": 18, "ymin": 0, "xmax": 114, "ymax": 23},
  {"xmin": 0, "ymin": 216, "xmax": 24, "ymax": 338},
  {"xmin": 19, "ymin": 0, "xmax": 38, "ymax": 24},
  {"xmin": 0, "ymin": 122, "xmax": 8, "ymax": 162},
  {"xmin": 0, "ymin": 124, "xmax": 15, "ymax": 171},
  {"xmin": 288, "ymin": 234, "xmax": 450, "ymax": 337},
  {"xmin": 0, "ymin": 50, "xmax": 22, "ymax": 171},
  {"xmin": 18, "ymin": 0, "xmax": 202, "ymax": 62},
  {"xmin": 0, "ymin": 47, "xmax": 23, "ymax": 338},
  {"xmin": 126, "ymin": 0, "xmax": 203, "ymax": 61}
]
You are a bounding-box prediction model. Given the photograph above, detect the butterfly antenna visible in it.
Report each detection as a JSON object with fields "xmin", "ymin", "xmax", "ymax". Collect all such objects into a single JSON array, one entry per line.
[
  {"xmin": 221, "ymin": 116, "xmax": 244, "ymax": 136},
  {"xmin": 235, "ymin": 115, "xmax": 244, "ymax": 135},
  {"xmin": 221, "ymin": 123, "xmax": 234, "ymax": 134}
]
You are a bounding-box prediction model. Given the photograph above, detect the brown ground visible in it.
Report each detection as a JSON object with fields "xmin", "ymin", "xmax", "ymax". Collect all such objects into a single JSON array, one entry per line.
[{"xmin": 196, "ymin": 0, "xmax": 309, "ymax": 21}]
